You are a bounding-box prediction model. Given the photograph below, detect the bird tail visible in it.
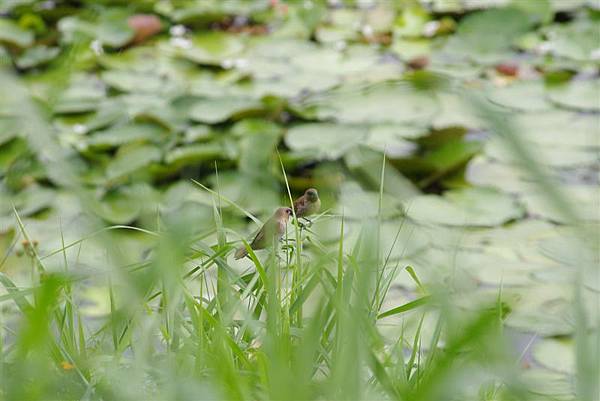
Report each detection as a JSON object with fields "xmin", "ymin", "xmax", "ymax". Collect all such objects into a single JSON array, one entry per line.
[{"xmin": 234, "ymin": 246, "xmax": 248, "ymax": 260}]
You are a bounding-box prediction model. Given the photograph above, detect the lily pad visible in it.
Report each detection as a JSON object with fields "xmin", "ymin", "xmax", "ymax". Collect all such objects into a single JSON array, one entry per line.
[
  {"xmin": 460, "ymin": 252, "xmax": 549, "ymax": 287},
  {"xmin": 58, "ymin": 10, "xmax": 134, "ymax": 48},
  {"xmin": 101, "ymin": 70, "xmax": 177, "ymax": 94},
  {"xmin": 543, "ymin": 19, "xmax": 600, "ymax": 62},
  {"xmin": 285, "ymin": 123, "xmax": 368, "ymax": 160},
  {"xmin": 377, "ymin": 220, "xmax": 430, "ymax": 259},
  {"xmin": 337, "ymin": 181, "xmax": 404, "ymax": 220},
  {"xmin": 164, "ymin": 143, "xmax": 224, "ymax": 168},
  {"xmin": 487, "ymin": 81, "xmax": 552, "ymax": 112},
  {"xmin": 465, "ymin": 156, "xmax": 530, "ymax": 194},
  {"xmin": 2, "ymin": 184, "xmax": 54, "ymax": 218},
  {"xmin": 0, "ymin": 137, "xmax": 27, "ymax": 175},
  {"xmin": 521, "ymin": 185, "xmax": 599, "ymax": 223},
  {"xmin": 54, "ymin": 76, "xmax": 107, "ymax": 115},
  {"xmin": 532, "ymin": 338, "xmax": 575, "ymax": 375},
  {"xmin": 86, "ymin": 123, "xmax": 167, "ymax": 149},
  {"xmin": 0, "ymin": 117, "xmax": 18, "ymax": 146},
  {"xmin": 189, "ymin": 97, "xmax": 262, "ymax": 124},
  {"xmin": 522, "ymin": 369, "xmax": 575, "ymax": 401},
  {"xmin": 206, "ymin": 170, "xmax": 281, "ymax": 214},
  {"xmin": 15, "ymin": 46, "xmax": 60, "ymax": 69},
  {"xmin": 547, "ymin": 80, "xmax": 600, "ymax": 112},
  {"xmin": 485, "ymin": 137, "xmax": 598, "ymax": 168},
  {"xmin": 172, "ymin": 32, "xmax": 245, "ymax": 66},
  {"xmin": 106, "ymin": 144, "xmax": 161, "ymax": 181},
  {"xmin": 344, "ymin": 146, "xmax": 420, "ymax": 200},
  {"xmin": 80, "ymin": 99, "xmax": 129, "ymax": 134},
  {"xmin": 0, "ymin": 18, "xmax": 33, "ymax": 48},
  {"xmin": 237, "ymin": 119, "xmax": 282, "ymax": 177},
  {"xmin": 504, "ymin": 286, "xmax": 574, "ymax": 336},
  {"xmin": 407, "ymin": 186, "xmax": 525, "ymax": 227},
  {"xmin": 162, "ymin": 180, "xmax": 214, "ymax": 211},
  {"xmin": 513, "ymin": 111, "xmax": 599, "ymax": 149},
  {"xmin": 443, "ymin": 7, "xmax": 534, "ymax": 63},
  {"xmin": 89, "ymin": 187, "xmax": 141, "ymax": 225},
  {"xmin": 300, "ymin": 82, "xmax": 439, "ymax": 125},
  {"xmin": 432, "ymin": 93, "xmax": 483, "ymax": 130},
  {"xmin": 184, "ymin": 125, "xmax": 212, "ymax": 143}
]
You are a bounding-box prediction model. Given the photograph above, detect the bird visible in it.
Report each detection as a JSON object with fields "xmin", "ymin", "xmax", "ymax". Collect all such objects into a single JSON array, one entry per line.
[
  {"xmin": 293, "ymin": 188, "xmax": 321, "ymax": 223},
  {"xmin": 234, "ymin": 207, "xmax": 293, "ymax": 260}
]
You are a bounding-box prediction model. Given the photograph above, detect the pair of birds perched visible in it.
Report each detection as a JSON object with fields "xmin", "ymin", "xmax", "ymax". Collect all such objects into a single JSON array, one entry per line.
[{"xmin": 234, "ymin": 188, "xmax": 321, "ymax": 260}]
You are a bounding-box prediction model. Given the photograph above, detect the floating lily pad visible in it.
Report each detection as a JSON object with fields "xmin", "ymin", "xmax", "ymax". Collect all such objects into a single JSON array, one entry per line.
[
  {"xmin": 505, "ymin": 289, "xmax": 574, "ymax": 336},
  {"xmin": 54, "ymin": 76, "xmax": 107, "ymax": 114},
  {"xmin": 15, "ymin": 46, "xmax": 60, "ymax": 69},
  {"xmin": 533, "ymin": 338, "xmax": 575, "ymax": 375},
  {"xmin": 164, "ymin": 1, "xmax": 268, "ymax": 24},
  {"xmin": 0, "ymin": 117, "xmax": 18, "ymax": 146},
  {"xmin": 162, "ymin": 180, "xmax": 214, "ymax": 211},
  {"xmin": 237, "ymin": 119, "xmax": 282, "ymax": 177},
  {"xmin": 0, "ymin": 184, "xmax": 54, "ymax": 218},
  {"xmin": 184, "ymin": 125, "xmax": 212, "ymax": 143},
  {"xmin": 291, "ymin": 45, "xmax": 378, "ymax": 77},
  {"xmin": 537, "ymin": 228, "xmax": 599, "ymax": 269},
  {"xmin": 522, "ymin": 185, "xmax": 599, "ymax": 223},
  {"xmin": 89, "ymin": 187, "xmax": 141, "ymax": 225},
  {"xmin": 432, "ymin": 93, "xmax": 483, "ymax": 130},
  {"xmin": 0, "ymin": 137, "xmax": 27, "ymax": 175},
  {"xmin": 300, "ymin": 82, "xmax": 439, "ymax": 125},
  {"xmin": 487, "ymin": 81, "xmax": 552, "ymax": 112},
  {"xmin": 521, "ymin": 369, "xmax": 575, "ymax": 401},
  {"xmin": 58, "ymin": 10, "xmax": 134, "ymax": 48},
  {"xmin": 106, "ymin": 144, "xmax": 161, "ymax": 181},
  {"xmin": 543, "ymin": 19, "xmax": 600, "ymax": 62},
  {"xmin": 337, "ymin": 181, "xmax": 404, "ymax": 220},
  {"xmin": 443, "ymin": 7, "xmax": 534, "ymax": 63},
  {"xmin": 465, "ymin": 156, "xmax": 529, "ymax": 194},
  {"xmin": 81, "ymin": 99, "xmax": 129, "ymax": 134},
  {"xmin": 547, "ymin": 80, "xmax": 600, "ymax": 112},
  {"xmin": 485, "ymin": 137, "xmax": 598, "ymax": 168},
  {"xmin": 101, "ymin": 70, "xmax": 177, "ymax": 94},
  {"xmin": 377, "ymin": 220, "xmax": 430, "ymax": 259},
  {"xmin": 206, "ymin": 170, "xmax": 281, "ymax": 214},
  {"xmin": 462, "ymin": 252, "xmax": 549, "ymax": 286},
  {"xmin": 189, "ymin": 97, "xmax": 262, "ymax": 124},
  {"xmin": 344, "ymin": 146, "xmax": 420, "ymax": 200},
  {"xmin": 164, "ymin": 143, "xmax": 224, "ymax": 168},
  {"xmin": 421, "ymin": 138, "xmax": 483, "ymax": 177},
  {"xmin": 285, "ymin": 123, "xmax": 368, "ymax": 160},
  {"xmin": 172, "ymin": 32, "xmax": 245, "ymax": 66},
  {"xmin": 0, "ymin": 18, "xmax": 33, "ymax": 48},
  {"xmin": 78, "ymin": 285, "xmax": 112, "ymax": 317},
  {"xmin": 86, "ymin": 123, "xmax": 166, "ymax": 149},
  {"xmin": 392, "ymin": 38, "xmax": 431, "ymax": 60},
  {"xmin": 407, "ymin": 187, "xmax": 525, "ymax": 227},
  {"xmin": 337, "ymin": 218, "xmax": 429, "ymax": 262},
  {"xmin": 513, "ymin": 111, "xmax": 599, "ymax": 149},
  {"xmin": 366, "ymin": 134, "xmax": 417, "ymax": 159}
]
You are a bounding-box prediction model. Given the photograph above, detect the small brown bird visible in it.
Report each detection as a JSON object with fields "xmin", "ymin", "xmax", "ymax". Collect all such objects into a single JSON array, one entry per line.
[
  {"xmin": 293, "ymin": 188, "xmax": 321, "ymax": 221},
  {"xmin": 234, "ymin": 207, "xmax": 293, "ymax": 260}
]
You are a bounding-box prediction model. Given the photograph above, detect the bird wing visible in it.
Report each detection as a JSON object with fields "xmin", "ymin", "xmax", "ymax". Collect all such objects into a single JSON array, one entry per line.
[
  {"xmin": 293, "ymin": 195, "xmax": 307, "ymax": 214},
  {"xmin": 249, "ymin": 226, "xmax": 266, "ymax": 249},
  {"xmin": 250, "ymin": 216, "xmax": 279, "ymax": 250}
]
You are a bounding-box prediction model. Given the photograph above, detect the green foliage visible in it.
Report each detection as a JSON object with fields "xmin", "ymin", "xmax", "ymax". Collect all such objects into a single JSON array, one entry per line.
[{"xmin": 0, "ymin": 1, "xmax": 598, "ymax": 400}]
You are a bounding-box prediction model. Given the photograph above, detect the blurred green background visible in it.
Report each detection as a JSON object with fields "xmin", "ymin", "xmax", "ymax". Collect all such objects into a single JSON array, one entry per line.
[{"xmin": 0, "ymin": 0, "xmax": 598, "ymax": 400}]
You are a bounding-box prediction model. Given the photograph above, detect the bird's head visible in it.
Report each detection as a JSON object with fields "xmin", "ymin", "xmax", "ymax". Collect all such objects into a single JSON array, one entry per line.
[
  {"xmin": 305, "ymin": 188, "xmax": 319, "ymax": 202},
  {"xmin": 275, "ymin": 207, "xmax": 293, "ymax": 220}
]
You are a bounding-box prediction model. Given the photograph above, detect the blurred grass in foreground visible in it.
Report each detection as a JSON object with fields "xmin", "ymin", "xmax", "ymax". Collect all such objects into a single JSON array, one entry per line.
[{"xmin": 0, "ymin": 67, "xmax": 598, "ymax": 401}]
